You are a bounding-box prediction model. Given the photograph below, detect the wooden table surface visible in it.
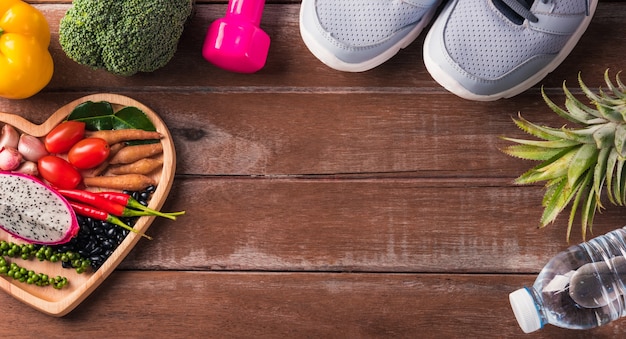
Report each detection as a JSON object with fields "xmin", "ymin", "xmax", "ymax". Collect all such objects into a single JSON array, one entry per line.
[{"xmin": 2, "ymin": 1, "xmax": 626, "ymax": 337}]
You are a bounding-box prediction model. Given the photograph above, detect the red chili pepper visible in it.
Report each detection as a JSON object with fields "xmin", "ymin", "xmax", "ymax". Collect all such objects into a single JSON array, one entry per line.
[
  {"xmin": 69, "ymin": 202, "xmax": 152, "ymax": 240},
  {"xmin": 95, "ymin": 191, "xmax": 133, "ymax": 206},
  {"xmin": 97, "ymin": 191, "xmax": 185, "ymax": 220},
  {"xmin": 59, "ymin": 189, "xmax": 180, "ymax": 220},
  {"xmin": 59, "ymin": 189, "xmax": 125, "ymax": 216}
]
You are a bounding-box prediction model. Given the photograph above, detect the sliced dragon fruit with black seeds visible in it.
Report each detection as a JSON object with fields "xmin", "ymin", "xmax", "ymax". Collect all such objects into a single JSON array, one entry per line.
[{"xmin": 0, "ymin": 171, "xmax": 78, "ymax": 245}]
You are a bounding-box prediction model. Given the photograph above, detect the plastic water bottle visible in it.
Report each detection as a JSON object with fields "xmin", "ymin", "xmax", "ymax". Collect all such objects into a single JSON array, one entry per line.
[{"xmin": 509, "ymin": 227, "xmax": 626, "ymax": 333}]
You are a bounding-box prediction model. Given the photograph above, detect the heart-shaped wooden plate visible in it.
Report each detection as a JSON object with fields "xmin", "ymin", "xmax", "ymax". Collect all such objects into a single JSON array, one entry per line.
[{"xmin": 0, "ymin": 93, "xmax": 176, "ymax": 316}]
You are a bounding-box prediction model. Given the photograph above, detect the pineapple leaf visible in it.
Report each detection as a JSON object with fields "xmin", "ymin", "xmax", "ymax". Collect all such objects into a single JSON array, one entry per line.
[
  {"xmin": 561, "ymin": 124, "xmax": 603, "ymax": 144},
  {"xmin": 614, "ymin": 71, "xmax": 626, "ymax": 94},
  {"xmin": 596, "ymin": 103, "xmax": 625, "ymax": 122},
  {"xmin": 579, "ymin": 73, "xmax": 603, "ymax": 104},
  {"xmin": 565, "ymin": 172, "xmax": 592, "ymax": 241},
  {"xmin": 592, "ymin": 123, "xmax": 616, "ymax": 149},
  {"xmin": 542, "ymin": 177, "xmax": 568, "ymax": 207},
  {"xmin": 580, "ymin": 176, "xmax": 598, "ymax": 240},
  {"xmin": 614, "ymin": 124, "xmax": 626, "ymax": 157},
  {"xmin": 567, "ymin": 172, "xmax": 589, "ymax": 241},
  {"xmin": 501, "ymin": 144, "xmax": 566, "ymax": 161},
  {"xmin": 579, "ymin": 72, "xmax": 626, "ymax": 122},
  {"xmin": 605, "ymin": 148, "xmax": 619, "ymax": 205},
  {"xmin": 614, "ymin": 157, "xmax": 626, "ymax": 206},
  {"xmin": 593, "ymin": 146, "xmax": 610, "ymax": 206},
  {"xmin": 567, "ymin": 143, "xmax": 598, "ymax": 188},
  {"xmin": 597, "ymin": 87, "xmax": 626, "ymax": 107},
  {"xmin": 501, "ymin": 137, "xmax": 580, "ymax": 149},
  {"xmin": 543, "ymin": 86, "xmax": 596, "ymax": 123},
  {"xmin": 540, "ymin": 178, "xmax": 569, "ymax": 227},
  {"xmin": 511, "ymin": 114, "xmax": 569, "ymax": 141},
  {"xmin": 604, "ymin": 69, "xmax": 626, "ymax": 100},
  {"xmin": 541, "ymin": 170, "xmax": 590, "ymax": 229},
  {"xmin": 618, "ymin": 157, "xmax": 626, "ymax": 205},
  {"xmin": 563, "ymin": 84, "xmax": 605, "ymax": 123},
  {"xmin": 514, "ymin": 147, "xmax": 578, "ymax": 184},
  {"xmin": 510, "ymin": 153, "xmax": 582, "ymax": 186},
  {"xmin": 615, "ymin": 105, "xmax": 626, "ymax": 122}
]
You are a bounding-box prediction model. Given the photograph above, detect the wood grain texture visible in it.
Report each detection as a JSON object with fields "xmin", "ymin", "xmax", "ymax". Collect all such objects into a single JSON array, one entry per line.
[
  {"xmin": 0, "ymin": 0, "xmax": 624, "ymax": 337},
  {"xmin": 0, "ymin": 272, "xmax": 625, "ymax": 338}
]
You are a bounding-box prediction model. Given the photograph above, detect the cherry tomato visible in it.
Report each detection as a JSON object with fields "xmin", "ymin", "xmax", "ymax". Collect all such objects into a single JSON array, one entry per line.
[
  {"xmin": 38, "ymin": 155, "xmax": 82, "ymax": 189},
  {"xmin": 68, "ymin": 137, "xmax": 110, "ymax": 169},
  {"xmin": 44, "ymin": 121, "xmax": 86, "ymax": 154}
]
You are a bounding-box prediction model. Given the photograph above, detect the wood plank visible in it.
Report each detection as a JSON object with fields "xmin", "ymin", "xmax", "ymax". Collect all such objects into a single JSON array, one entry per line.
[
  {"xmin": 0, "ymin": 90, "xmax": 605, "ymax": 177},
  {"xmin": 0, "ymin": 271, "xmax": 622, "ymax": 338},
  {"xmin": 116, "ymin": 177, "xmax": 626, "ymax": 273}
]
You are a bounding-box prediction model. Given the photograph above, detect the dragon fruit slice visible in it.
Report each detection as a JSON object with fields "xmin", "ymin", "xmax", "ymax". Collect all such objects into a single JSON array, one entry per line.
[{"xmin": 0, "ymin": 171, "xmax": 79, "ymax": 245}]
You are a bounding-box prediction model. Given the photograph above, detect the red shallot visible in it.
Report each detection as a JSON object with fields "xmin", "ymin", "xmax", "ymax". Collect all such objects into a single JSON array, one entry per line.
[
  {"xmin": 0, "ymin": 146, "xmax": 23, "ymax": 171},
  {"xmin": 18, "ymin": 133, "xmax": 49, "ymax": 162},
  {"xmin": 0, "ymin": 124, "xmax": 19, "ymax": 149}
]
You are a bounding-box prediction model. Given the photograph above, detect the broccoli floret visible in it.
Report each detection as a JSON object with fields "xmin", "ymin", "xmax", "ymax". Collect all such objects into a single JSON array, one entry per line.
[{"xmin": 59, "ymin": 0, "xmax": 194, "ymax": 76}]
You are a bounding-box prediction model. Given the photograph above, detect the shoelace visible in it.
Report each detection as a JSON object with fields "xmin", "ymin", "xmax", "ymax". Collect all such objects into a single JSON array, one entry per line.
[{"xmin": 500, "ymin": 0, "xmax": 590, "ymax": 23}]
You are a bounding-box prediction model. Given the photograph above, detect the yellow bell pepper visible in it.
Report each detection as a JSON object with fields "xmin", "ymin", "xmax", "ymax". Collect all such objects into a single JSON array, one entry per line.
[{"xmin": 0, "ymin": 0, "xmax": 53, "ymax": 99}]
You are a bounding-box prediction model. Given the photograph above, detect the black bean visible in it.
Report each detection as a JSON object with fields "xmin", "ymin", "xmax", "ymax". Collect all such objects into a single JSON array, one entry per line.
[
  {"xmin": 89, "ymin": 248, "xmax": 101, "ymax": 257},
  {"xmin": 101, "ymin": 240, "xmax": 113, "ymax": 250},
  {"xmin": 106, "ymin": 228, "xmax": 117, "ymax": 237},
  {"xmin": 81, "ymin": 222, "xmax": 92, "ymax": 235},
  {"xmin": 139, "ymin": 192, "xmax": 150, "ymax": 204}
]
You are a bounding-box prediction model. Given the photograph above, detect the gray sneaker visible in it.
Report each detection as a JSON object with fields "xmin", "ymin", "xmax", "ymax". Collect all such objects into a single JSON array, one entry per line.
[
  {"xmin": 300, "ymin": 0, "xmax": 443, "ymax": 72},
  {"xmin": 423, "ymin": 0, "xmax": 598, "ymax": 101}
]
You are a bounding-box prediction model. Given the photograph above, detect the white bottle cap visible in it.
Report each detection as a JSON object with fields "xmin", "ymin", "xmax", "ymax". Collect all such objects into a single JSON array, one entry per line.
[{"xmin": 509, "ymin": 288, "xmax": 542, "ymax": 333}]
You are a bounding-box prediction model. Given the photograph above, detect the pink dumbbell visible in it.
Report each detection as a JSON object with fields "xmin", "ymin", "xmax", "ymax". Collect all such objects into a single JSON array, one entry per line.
[{"xmin": 202, "ymin": 0, "xmax": 270, "ymax": 73}]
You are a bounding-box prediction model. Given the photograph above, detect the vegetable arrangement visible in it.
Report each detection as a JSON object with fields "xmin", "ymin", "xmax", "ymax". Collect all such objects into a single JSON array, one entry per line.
[
  {"xmin": 503, "ymin": 70, "xmax": 626, "ymax": 241},
  {"xmin": 0, "ymin": 100, "xmax": 183, "ymax": 288}
]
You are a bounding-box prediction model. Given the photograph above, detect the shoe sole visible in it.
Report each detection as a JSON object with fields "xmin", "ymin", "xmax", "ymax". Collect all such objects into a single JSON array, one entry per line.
[
  {"xmin": 423, "ymin": 1, "xmax": 598, "ymax": 101},
  {"xmin": 300, "ymin": 2, "xmax": 442, "ymax": 73}
]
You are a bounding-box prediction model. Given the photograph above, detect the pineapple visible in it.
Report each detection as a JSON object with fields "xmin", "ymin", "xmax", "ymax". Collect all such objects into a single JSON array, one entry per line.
[{"xmin": 502, "ymin": 70, "xmax": 626, "ymax": 240}]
